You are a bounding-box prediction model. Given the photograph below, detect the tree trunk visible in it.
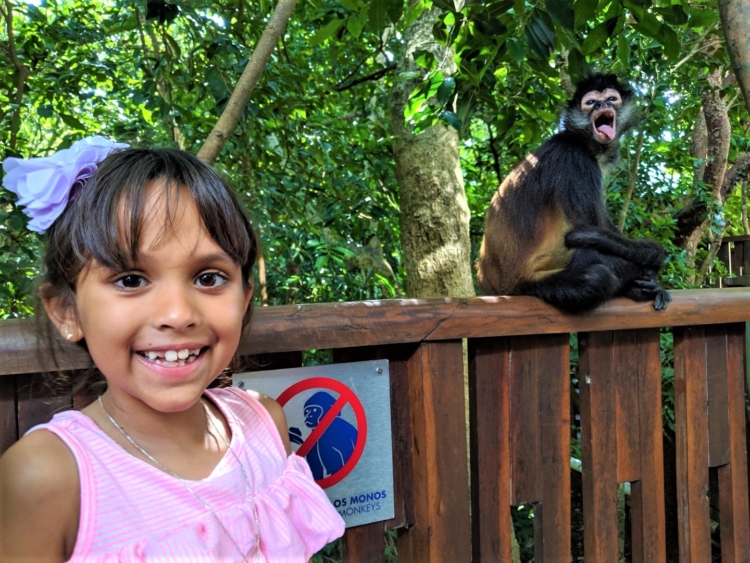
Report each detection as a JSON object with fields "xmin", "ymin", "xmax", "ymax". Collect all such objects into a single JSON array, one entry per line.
[
  {"xmin": 674, "ymin": 69, "xmax": 732, "ymax": 259},
  {"xmin": 719, "ymin": 0, "xmax": 750, "ymax": 113},
  {"xmin": 197, "ymin": 0, "xmax": 297, "ymax": 164},
  {"xmin": 388, "ymin": 8, "xmax": 474, "ymax": 298}
]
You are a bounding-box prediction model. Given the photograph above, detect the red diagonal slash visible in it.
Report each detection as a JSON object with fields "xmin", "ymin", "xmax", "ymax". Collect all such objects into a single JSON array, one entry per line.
[{"xmin": 296, "ymin": 394, "xmax": 349, "ymax": 457}]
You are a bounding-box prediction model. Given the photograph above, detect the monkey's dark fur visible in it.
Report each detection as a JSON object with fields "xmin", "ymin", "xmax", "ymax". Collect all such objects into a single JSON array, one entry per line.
[{"xmin": 477, "ymin": 73, "xmax": 671, "ymax": 313}]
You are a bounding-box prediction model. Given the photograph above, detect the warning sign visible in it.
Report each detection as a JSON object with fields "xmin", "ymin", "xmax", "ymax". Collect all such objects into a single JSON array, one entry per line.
[{"xmin": 234, "ymin": 360, "xmax": 394, "ymax": 528}]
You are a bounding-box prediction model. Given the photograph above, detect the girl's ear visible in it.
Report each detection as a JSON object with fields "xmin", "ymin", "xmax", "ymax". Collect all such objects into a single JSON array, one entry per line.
[
  {"xmin": 40, "ymin": 286, "xmax": 83, "ymax": 342},
  {"xmin": 243, "ymin": 280, "xmax": 254, "ymax": 313}
]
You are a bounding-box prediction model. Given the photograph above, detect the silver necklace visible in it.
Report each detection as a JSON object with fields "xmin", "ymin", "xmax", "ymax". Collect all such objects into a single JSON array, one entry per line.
[{"xmin": 98, "ymin": 395, "xmax": 260, "ymax": 562}]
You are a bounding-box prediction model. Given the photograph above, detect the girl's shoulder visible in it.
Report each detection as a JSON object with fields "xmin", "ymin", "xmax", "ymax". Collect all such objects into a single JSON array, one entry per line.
[
  {"xmin": 0, "ymin": 429, "xmax": 80, "ymax": 559},
  {"xmin": 208, "ymin": 386, "xmax": 292, "ymax": 456}
]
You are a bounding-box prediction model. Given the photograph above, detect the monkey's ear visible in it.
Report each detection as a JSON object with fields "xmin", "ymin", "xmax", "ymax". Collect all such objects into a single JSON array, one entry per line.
[{"xmin": 40, "ymin": 285, "xmax": 83, "ymax": 343}]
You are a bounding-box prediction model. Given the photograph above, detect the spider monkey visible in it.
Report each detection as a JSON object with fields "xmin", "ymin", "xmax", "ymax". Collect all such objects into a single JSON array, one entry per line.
[{"xmin": 476, "ymin": 72, "xmax": 671, "ymax": 313}]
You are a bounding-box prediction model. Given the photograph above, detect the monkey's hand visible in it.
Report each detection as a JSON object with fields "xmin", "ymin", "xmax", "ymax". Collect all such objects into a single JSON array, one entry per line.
[{"xmin": 626, "ymin": 276, "xmax": 672, "ymax": 311}]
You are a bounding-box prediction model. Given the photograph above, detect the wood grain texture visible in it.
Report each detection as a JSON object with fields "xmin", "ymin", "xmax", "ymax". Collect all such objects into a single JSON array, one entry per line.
[
  {"xmin": 533, "ymin": 333, "xmax": 570, "ymax": 562},
  {"xmin": 673, "ymin": 326, "xmax": 712, "ymax": 562},
  {"xmin": 579, "ymin": 332, "xmax": 619, "ymax": 562},
  {"xmin": 509, "ymin": 336, "xmax": 541, "ymax": 505},
  {"xmin": 341, "ymin": 522, "xmax": 386, "ymax": 563},
  {"xmin": 0, "ymin": 374, "xmax": 16, "ymax": 454},
  {"xmin": 469, "ymin": 337, "xmax": 512, "ymax": 563},
  {"xmin": 717, "ymin": 323, "xmax": 750, "ymax": 561},
  {"xmin": 397, "ymin": 341, "xmax": 471, "ymax": 563},
  {"xmin": 628, "ymin": 330, "xmax": 666, "ymax": 563},
  {"xmin": 4, "ymin": 289, "xmax": 750, "ymax": 375}
]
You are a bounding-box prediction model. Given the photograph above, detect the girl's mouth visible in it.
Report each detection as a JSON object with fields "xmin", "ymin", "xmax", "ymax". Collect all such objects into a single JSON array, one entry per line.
[{"xmin": 136, "ymin": 347, "xmax": 206, "ymax": 368}]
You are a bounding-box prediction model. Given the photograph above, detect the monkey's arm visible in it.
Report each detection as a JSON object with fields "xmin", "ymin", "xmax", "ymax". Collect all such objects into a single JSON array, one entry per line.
[{"xmin": 564, "ymin": 226, "xmax": 665, "ymax": 270}]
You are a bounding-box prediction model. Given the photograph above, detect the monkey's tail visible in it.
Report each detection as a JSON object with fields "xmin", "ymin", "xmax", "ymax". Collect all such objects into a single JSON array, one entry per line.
[{"xmin": 520, "ymin": 263, "xmax": 618, "ymax": 314}]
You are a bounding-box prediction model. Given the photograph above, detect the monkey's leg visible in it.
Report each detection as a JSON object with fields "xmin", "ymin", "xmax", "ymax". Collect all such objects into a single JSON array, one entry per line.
[
  {"xmin": 564, "ymin": 226, "xmax": 665, "ymax": 269},
  {"xmin": 519, "ymin": 249, "xmax": 624, "ymax": 314}
]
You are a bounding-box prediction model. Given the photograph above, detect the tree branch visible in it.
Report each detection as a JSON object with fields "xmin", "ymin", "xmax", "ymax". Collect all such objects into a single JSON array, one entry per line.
[
  {"xmin": 197, "ymin": 0, "xmax": 297, "ymax": 164},
  {"xmin": 486, "ymin": 120, "xmax": 502, "ymax": 186},
  {"xmin": 332, "ymin": 62, "xmax": 397, "ymax": 92},
  {"xmin": 2, "ymin": 0, "xmax": 29, "ymax": 153},
  {"xmin": 617, "ymin": 128, "xmax": 645, "ymax": 231}
]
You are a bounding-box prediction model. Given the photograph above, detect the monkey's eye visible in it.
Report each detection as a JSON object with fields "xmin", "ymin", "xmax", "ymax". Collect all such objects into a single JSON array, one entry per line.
[
  {"xmin": 608, "ymin": 96, "xmax": 618, "ymax": 102},
  {"xmin": 586, "ymin": 100, "xmax": 596, "ymax": 105}
]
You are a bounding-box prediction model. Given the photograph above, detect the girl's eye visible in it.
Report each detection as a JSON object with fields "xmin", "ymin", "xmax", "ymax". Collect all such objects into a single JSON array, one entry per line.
[
  {"xmin": 196, "ymin": 272, "xmax": 227, "ymax": 288},
  {"xmin": 116, "ymin": 274, "xmax": 146, "ymax": 289}
]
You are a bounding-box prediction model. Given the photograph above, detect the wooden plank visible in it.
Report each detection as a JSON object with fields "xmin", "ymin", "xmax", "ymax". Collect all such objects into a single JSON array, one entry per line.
[
  {"xmin": 732, "ymin": 241, "xmax": 744, "ymax": 276},
  {"xmin": 333, "ymin": 344, "xmax": 415, "ymax": 532},
  {"xmin": 628, "ymin": 329, "xmax": 666, "ymax": 563},
  {"xmin": 509, "ymin": 336, "xmax": 540, "ymax": 505},
  {"xmin": 0, "ymin": 374, "xmax": 16, "ymax": 454},
  {"xmin": 533, "ymin": 333, "xmax": 570, "ymax": 562},
  {"xmin": 579, "ymin": 332, "xmax": 619, "ymax": 562},
  {"xmin": 396, "ymin": 341, "xmax": 471, "ymax": 563},
  {"xmin": 612, "ymin": 330, "xmax": 641, "ymax": 483},
  {"xmin": 341, "ymin": 522, "xmax": 385, "ymax": 563},
  {"xmin": 4, "ymin": 290, "xmax": 750, "ymax": 375},
  {"xmin": 717, "ymin": 323, "xmax": 750, "ymax": 561},
  {"xmin": 16, "ymin": 373, "xmax": 72, "ymax": 436},
  {"xmin": 468, "ymin": 337, "xmax": 512, "ymax": 563},
  {"xmin": 673, "ymin": 326, "xmax": 712, "ymax": 562},
  {"xmin": 706, "ymin": 325, "xmax": 731, "ymax": 467},
  {"xmin": 332, "ymin": 347, "xmax": 387, "ymax": 563},
  {"xmin": 718, "ymin": 242, "xmax": 732, "ymax": 276},
  {"xmin": 743, "ymin": 240, "xmax": 750, "ymax": 278}
]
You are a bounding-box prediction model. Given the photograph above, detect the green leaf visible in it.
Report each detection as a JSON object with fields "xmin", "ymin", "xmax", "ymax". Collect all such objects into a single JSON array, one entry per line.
[
  {"xmin": 659, "ymin": 25, "xmax": 681, "ymax": 60},
  {"xmin": 687, "ymin": 8, "xmax": 719, "ymax": 29},
  {"xmin": 617, "ymin": 34, "xmax": 630, "ymax": 69},
  {"xmin": 546, "ymin": 0, "xmax": 575, "ymax": 30},
  {"xmin": 403, "ymin": 0, "xmax": 425, "ymax": 26},
  {"xmin": 385, "ymin": 0, "xmax": 403, "ymax": 24},
  {"xmin": 369, "ymin": 0, "xmax": 387, "ymax": 33},
  {"xmin": 60, "ymin": 114, "xmax": 86, "ymax": 130},
  {"xmin": 574, "ymin": 0, "xmax": 597, "ymax": 29},
  {"xmin": 437, "ymin": 77, "xmax": 456, "ymax": 105},
  {"xmin": 567, "ymin": 47, "xmax": 584, "ymax": 77},
  {"xmin": 37, "ymin": 104, "xmax": 54, "ymax": 118},
  {"xmin": 346, "ymin": 15, "xmax": 363, "ymax": 38},
  {"xmin": 310, "ymin": 19, "xmax": 343, "ymax": 46},
  {"xmin": 506, "ymin": 37, "xmax": 525, "ymax": 66},
  {"xmin": 440, "ymin": 110, "xmax": 462, "ymax": 131},
  {"xmin": 340, "ymin": 0, "xmax": 359, "ymax": 10},
  {"xmin": 580, "ymin": 20, "xmax": 608, "ymax": 55},
  {"xmin": 413, "ymin": 49, "xmax": 436, "ymax": 70}
]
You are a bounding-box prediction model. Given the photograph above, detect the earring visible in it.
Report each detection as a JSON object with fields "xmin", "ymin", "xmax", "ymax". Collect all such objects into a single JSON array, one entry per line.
[{"xmin": 64, "ymin": 330, "xmax": 74, "ymax": 341}]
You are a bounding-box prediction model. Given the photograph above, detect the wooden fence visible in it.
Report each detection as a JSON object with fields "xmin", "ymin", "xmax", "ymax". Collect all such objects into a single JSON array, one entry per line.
[{"xmin": 1, "ymin": 288, "xmax": 750, "ymax": 561}]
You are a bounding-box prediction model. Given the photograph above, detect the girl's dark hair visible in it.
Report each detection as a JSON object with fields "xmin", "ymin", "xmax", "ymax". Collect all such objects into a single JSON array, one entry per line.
[{"xmin": 38, "ymin": 148, "xmax": 257, "ymax": 394}]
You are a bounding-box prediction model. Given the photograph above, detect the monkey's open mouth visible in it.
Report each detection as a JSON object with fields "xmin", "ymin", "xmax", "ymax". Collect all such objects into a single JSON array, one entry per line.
[{"xmin": 592, "ymin": 109, "xmax": 617, "ymax": 143}]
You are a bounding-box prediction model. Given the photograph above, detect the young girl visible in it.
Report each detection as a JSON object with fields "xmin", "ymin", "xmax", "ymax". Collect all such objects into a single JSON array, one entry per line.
[{"xmin": 0, "ymin": 138, "xmax": 345, "ymax": 562}]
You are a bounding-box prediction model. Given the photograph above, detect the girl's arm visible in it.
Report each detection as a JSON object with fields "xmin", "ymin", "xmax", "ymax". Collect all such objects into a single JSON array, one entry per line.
[
  {"xmin": 0, "ymin": 430, "xmax": 80, "ymax": 562},
  {"xmin": 254, "ymin": 393, "xmax": 293, "ymax": 456}
]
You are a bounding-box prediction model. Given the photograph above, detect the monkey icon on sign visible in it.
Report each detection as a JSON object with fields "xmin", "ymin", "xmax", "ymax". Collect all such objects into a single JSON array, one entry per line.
[{"xmin": 289, "ymin": 391, "xmax": 358, "ymax": 481}]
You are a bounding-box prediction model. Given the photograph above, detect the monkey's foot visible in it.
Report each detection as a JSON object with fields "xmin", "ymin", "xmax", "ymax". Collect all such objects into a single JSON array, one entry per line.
[{"xmin": 652, "ymin": 288, "xmax": 671, "ymax": 311}]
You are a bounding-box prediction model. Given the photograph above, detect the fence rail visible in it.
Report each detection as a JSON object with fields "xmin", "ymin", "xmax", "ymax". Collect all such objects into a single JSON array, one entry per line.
[{"xmin": 1, "ymin": 289, "xmax": 750, "ymax": 561}]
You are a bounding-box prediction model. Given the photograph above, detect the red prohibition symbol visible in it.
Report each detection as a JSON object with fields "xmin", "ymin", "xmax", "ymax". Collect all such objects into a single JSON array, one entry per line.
[{"xmin": 277, "ymin": 377, "xmax": 368, "ymax": 488}]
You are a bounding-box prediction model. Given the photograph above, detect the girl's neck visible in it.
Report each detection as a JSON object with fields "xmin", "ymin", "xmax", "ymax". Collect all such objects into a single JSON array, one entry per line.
[
  {"xmin": 84, "ymin": 390, "xmax": 208, "ymax": 445},
  {"xmin": 82, "ymin": 389, "xmax": 231, "ymax": 481}
]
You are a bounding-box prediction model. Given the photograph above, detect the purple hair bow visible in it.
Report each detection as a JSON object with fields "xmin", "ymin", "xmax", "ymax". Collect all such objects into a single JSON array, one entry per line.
[{"xmin": 2, "ymin": 136, "xmax": 129, "ymax": 233}]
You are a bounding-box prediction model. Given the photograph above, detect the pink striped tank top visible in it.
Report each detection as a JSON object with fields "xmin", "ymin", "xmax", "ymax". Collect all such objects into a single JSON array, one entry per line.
[{"xmin": 28, "ymin": 386, "xmax": 345, "ymax": 562}]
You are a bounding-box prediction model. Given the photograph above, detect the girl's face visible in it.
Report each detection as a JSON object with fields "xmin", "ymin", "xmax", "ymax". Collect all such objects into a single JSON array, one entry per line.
[{"xmin": 48, "ymin": 183, "xmax": 252, "ymax": 414}]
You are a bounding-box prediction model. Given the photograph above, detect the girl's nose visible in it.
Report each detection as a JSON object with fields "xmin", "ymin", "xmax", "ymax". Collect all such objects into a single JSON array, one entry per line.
[{"xmin": 153, "ymin": 285, "xmax": 198, "ymax": 331}]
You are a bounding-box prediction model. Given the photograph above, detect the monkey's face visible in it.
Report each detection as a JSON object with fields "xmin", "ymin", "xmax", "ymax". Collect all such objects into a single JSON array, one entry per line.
[{"xmin": 580, "ymin": 88, "xmax": 622, "ymax": 144}]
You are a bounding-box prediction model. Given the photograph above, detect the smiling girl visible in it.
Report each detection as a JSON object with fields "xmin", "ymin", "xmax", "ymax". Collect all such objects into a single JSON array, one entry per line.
[{"xmin": 0, "ymin": 140, "xmax": 344, "ymax": 561}]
